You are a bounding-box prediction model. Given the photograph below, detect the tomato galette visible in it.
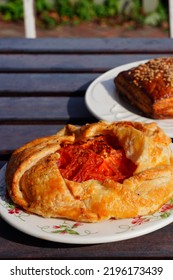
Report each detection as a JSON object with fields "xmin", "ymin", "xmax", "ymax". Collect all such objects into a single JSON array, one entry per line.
[{"xmin": 5, "ymin": 121, "xmax": 173, "ymax": 222}]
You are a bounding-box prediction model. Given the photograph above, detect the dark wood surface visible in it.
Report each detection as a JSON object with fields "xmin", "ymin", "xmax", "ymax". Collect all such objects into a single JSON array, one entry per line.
[{"xmin": 0, "ymin": 38, "xmax": 173, "ymax": 259}]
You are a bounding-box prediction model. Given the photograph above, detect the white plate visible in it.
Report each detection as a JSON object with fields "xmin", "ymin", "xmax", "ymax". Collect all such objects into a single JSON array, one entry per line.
[
  {"xmin": 1, "ymin": 153, "xmax": 173, "ymax": 245},
  {"xmin": 85, "ymin": 60, "xmax": 173, "ymax": 138}
]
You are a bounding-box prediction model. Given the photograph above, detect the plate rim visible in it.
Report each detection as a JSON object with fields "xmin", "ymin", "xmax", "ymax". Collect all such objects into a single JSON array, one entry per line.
[
  {"xmin": 85, "ymin": 59, "xmax": 173, "ymax": 138},
  {"xmin": 1, "ymin": 158, "xmax": 173, "ymax": 244}
]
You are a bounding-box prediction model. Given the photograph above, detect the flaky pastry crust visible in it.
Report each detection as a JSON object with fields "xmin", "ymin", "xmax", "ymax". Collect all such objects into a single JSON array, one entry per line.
[
  {"xmin": 6, "ymin": 121, "xmax": 173, "ymax": 222},
  {"xmin": 114, "ymin": 57, "xmax": 173, "ymax": 119}
]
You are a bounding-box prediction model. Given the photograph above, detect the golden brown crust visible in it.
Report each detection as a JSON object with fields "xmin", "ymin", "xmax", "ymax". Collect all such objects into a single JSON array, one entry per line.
[
  {"xmin": 5, "ymin": 121, "xmax": 173, "ymax": 222},
  {"xmin": 114, "ymin": 57, "xmax": 173, "ymax": 119}
]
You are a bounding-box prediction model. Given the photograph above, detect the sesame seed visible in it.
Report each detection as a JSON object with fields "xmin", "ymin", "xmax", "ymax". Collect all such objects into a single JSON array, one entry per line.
[{"xmin": 129, "ymin": 57, "xmax": 173, "ymax": 88}]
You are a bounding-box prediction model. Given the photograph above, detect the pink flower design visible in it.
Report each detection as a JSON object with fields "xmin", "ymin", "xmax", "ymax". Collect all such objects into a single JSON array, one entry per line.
[
  {"xmin": 8, "ymin": 207, "xmax": 21, "ymax": 214},
  {"xmin": 53, "ymin": 225, "xmax": 61, "ymax": 229},
  {"xmin": 72, "ymin": 222, "xmax": 83, "ymax": 228},
  {"xmin": 51, "ymin": 222, "xmax": 83, "ymax": 235},
  {"xmin": 131, "ymin": 215, "xmax": 150, "ymax": 225},
  {"xmin": 160, "ymin": 203, "xmax": 173, "ymax": 213}
]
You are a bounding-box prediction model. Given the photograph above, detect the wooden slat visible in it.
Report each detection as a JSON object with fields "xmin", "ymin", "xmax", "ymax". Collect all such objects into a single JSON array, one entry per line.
[
  {"xmin": 0, "ymin": 124, "xmax": 64, "ymax": 155},
  {"xmin": 0, "ymin": 54, "xmax": 162, "ymax": 73},
  {"xmin": 0, "ymin": 121, "xmax": 98, "ymax": 157},
  {"xmin": 0, "ymin": 38, "xmax": 173, "ymax": 54},
  {"xmin": 0, "ymin": 54, "xmax": 166, "ymax": 97},
  {"xmin": 0, "ymin": 73, "xmax": 98, "ymax": 96},
  {"xmin": 0, "ymin": 97, "xmax": 94, "ymax": 121}
]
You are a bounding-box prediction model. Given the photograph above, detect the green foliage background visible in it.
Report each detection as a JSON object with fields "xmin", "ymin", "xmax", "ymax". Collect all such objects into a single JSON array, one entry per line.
[{"xmin": 0, "ymin": 0, "xmax": 168, "ymax": 29}]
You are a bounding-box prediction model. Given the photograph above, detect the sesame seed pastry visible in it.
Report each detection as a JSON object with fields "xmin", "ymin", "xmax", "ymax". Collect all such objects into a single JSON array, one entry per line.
[
  {"xmin": 5, "ymin": 121, "xmax": 173, "ymax": 222},
  {"xmin": 114, "ymin": 57, "xmax": 173, "ymax": 119}
]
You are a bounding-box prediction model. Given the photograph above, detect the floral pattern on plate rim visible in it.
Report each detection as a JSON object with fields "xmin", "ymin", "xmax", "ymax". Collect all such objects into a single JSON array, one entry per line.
[
  {"xmin": 115, "ymin": 199, "xmax": 173, "ymax": 234},
  {"xmin": 1, "ymin": 168, "xmax": 173, "ymax": 236}
]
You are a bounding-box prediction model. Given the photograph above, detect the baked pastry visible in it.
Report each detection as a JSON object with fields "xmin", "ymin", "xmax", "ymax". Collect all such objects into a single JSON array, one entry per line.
[
  {"xmin": 5, "ymin": 121, "xmax": 173, "ymax": 222},
  {"xmin": 114, "ymin": 57, "xmax": 173, "ymax": 119}
]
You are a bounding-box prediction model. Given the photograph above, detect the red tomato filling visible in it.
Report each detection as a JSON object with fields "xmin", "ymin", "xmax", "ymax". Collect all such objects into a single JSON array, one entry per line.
[{"xmin": 57, "ymin": 135, "xmax": 136, "ymax": 183}]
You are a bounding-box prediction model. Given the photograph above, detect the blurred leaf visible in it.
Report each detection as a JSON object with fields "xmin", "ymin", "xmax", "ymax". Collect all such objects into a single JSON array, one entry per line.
[
  {"xmin": 0, "ymin": 0, "xmax": 169, "ymax": 28},
  {"xmin": 144, "ymin": 12, "xmax": 161, "ymax": 26}
]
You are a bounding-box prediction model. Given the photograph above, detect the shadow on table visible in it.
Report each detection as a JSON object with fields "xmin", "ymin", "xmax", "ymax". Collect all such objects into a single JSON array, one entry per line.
[{"xmin": 0, "ymin": 218, "xmax": 84, "ymax": 250}]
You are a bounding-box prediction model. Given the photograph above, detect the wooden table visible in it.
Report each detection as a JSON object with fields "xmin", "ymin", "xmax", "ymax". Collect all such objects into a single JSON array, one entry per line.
[{"xmin": 0, "ymin": 38, "xmax": 173, "ymax": 259}]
